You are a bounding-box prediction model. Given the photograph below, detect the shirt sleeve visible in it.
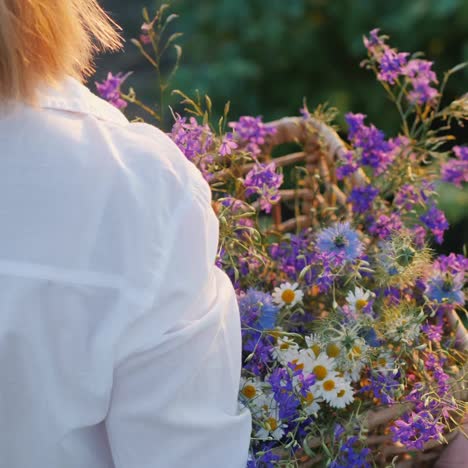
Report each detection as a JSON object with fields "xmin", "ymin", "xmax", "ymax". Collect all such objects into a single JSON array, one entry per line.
[{"xmin": 104, "ymin": 177, "xmax": 252, "ymax": 468}]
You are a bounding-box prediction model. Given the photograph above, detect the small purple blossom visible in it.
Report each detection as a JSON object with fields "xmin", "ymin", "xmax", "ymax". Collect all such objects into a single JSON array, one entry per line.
[
  {"xmin": 316, "ymin": 222, "xmax": 363, "ymax": 263},
  {"xmin": 345, "ymin": 113, "xmax": 394, "ymax": 175},
  {"xmin": 394, "ymin": 182, "xmax": 434, "ymax": 211},
  {"xmin": 336, "ymin": 150, "xmax": 359, "ymax": 179},
  {"xmin": 229, "ymin": 116, "xmax": 276, "ymax": 156},
  {"xmin": 404, "ymin": 59, "xmax": 439, "ymax": 106},
  {"xmin": 363, "ymin": 28, "xmax": 386, "ymax": 57},
  {"xmin": 219, "ymin": 133, "xmax": 238, "ymax": 156},
  {"xmin": 244, "ymin": 162, "xmax": 283, "ymax": 213},
  {"xmin": 421, "ymin": 323, "xmax": 443, "ymax": 343},
  {"xmin": 170, "ymin": 114, "xmax": 214, "ymax": 162},
  {"xmin": 330, "ymin": 436, "xmax": 371, "ymax": 468},
  {"xmin": 368, "ymin": 213, "xmax": 403, "ymax": 240},
  {"xmin": 95, "ymin": 72, "xmax": 131, "ymax": 110},
  {"xmin": 433, "ymin": 253, "xmax": 468, "ymax": 275},
  {"xmin": 391, "ymin": 410, "xmax": 444, "ymax": 450},
  {"xmin": 378, "ymin": 49, "xmax": 409, "ymax": 84},
  {"xmin": 348, "ymin": 185, "xmax": 379, "ymax": 214},
  {"xmin": 420, "ymin": 205, "xmax": 449, "ymax": 244},
  {"xmin": 441, "ymin": 145, "xmax": 468, "ymax": 188}
]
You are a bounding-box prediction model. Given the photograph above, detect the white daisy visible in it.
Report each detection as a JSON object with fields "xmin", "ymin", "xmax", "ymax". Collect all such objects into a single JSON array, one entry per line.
[
  {"xmin": 346, "ymin": 287, "xmax": 374, "ymax": 314},
  {"xmin": 301, "ymin": 388, "xmax": 323, "ymax": 416},
  {"xmin": 375, "ymin": 351, "xmax": 396, "ymax": 374},
  {"xmin": 272, "ymin": 282, "xmax": 304, "ymax": 307},
  {"xmin": 308, "ymin": 352, "xmax": 337, "ymax": 381},
  {"xmin": 328, "ymin": 379, "xmax": 354, "ymax": 409},
  {"xmin": 239, "ymin": 377, "xmax": 263, "ymax": 402},
  {"xmin": 346, "ymin": 337, "xmax": 368, "ymax": 363},
  {"xmin": 343, "ymin": 360, "xmax": 366, "ymax": 382},
  {"xmin": 271, "ymin": 336, "xmax": 300, "ymax": 365},
  {"xmin": 304, "ymin": 333, "xmax": 323, "ymax": 357},
  {"xmin": 255, "ymin": 402, "xmax": 287, "ymax": 441},
  {"xmin": 314, "ymin": 372, "xmax": 347, "ymax": 404}
]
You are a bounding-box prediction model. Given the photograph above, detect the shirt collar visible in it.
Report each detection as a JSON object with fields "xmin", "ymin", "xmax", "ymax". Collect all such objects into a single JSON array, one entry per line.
[{"xmin": 37, "ymin": 75, "xmax": 128, "ymax": 126}]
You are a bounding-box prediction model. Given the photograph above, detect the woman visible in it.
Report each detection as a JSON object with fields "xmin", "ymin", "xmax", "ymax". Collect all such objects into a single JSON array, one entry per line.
[{"xmin": 0, "ymin": 1, "xmax": 251, "ymax": 467}]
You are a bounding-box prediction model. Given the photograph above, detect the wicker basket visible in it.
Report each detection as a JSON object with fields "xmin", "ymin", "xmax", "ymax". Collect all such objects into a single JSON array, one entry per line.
[{"xmin": 231, "ymin": 116, "xmax": 468, "ymax": 467}]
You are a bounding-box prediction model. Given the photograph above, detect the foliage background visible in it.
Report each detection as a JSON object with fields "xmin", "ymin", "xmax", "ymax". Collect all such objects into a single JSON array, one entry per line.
[{"xmin": 94, "ymin": 0, "xmax": 468, "ymax": 253}]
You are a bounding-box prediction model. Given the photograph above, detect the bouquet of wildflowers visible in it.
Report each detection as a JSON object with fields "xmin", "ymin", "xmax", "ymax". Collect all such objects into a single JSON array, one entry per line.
[{"xmin": 97, "ymin": 9, "xmax": 467, "ymax": 467}]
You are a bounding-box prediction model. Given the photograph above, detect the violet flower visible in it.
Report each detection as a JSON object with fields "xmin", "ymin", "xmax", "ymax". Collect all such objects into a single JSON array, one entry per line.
[{"xmin": 95, "ymin": 72, "xmax": 131, "ymax": 110}]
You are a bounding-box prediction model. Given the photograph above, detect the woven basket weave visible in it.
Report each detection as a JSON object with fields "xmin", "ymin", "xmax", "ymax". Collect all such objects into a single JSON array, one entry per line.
[{"xmin": 233, "ymin": 116, "xmax": 468, "ymax": 467}]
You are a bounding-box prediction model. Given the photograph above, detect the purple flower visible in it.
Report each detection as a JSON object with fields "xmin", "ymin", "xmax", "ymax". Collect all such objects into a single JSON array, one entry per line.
[
  {"xmin": 330, "ymin": 436, "xmax": 371, "ymax": 468},
  {"xmin": 420, "ymin": 205, "xmax": 449, "ymax": 244},
  {"xmin": 391, "ymin": 410, "xmax": 444, "ymax": 451},
  {"xmin": 360, "ymin": 371, "xmax": 399, "ymax": 405},
  {"xmin": 404, "ymin": 59, "xmax": 439, "ymax": 106},
  {"xmin": 170, "ymin": 114, "xmax": 214, "ymax": 162},
  {"xmin": 345, "ymin": 113, "xmax": 394, "ymax": 175},
  {"xmin": 316, "ymin": 222, "xmax": 363, "ymax": 263},
  {"xmin": 238, "ymin": 288, "xmax": 277, "ymax": 328},
  {"xmin": 95, "ymin": 72, "xmax": 131, "ymax": 110},
  {"xmin": 219, "ymin": 133, "xmax": 238, "ymax": 156},
  {"xmin": 433, "ymin": 253, "xmax": 468, "ymax": 275},
  {"xmin": 268, "ymin": 230, "xmax": 316, "ymax": 283},
  {"xmin": 348, "ymin": 185, "xmax": 379, "ymax": 214},
  {"xmin": 441, "ymin": 146, "xmax": 468, "ymax": 188},
  {"xmin": 421, "ymin": 323, "xmax": 443, "ymax": 343},
  {"xmin": 229, "ymin": 116, "xmax": 276, "ymax": 156},
  {"xmin": 243, "ymin": 162, "xmax": 283, "ymax": 213},
  {"xmin": 363, "ymin": 28, "xmax": 386, "ymax": 57},
  {"xmin": 368, "ymin": 213, "xmax": 403, "ymax": 240},
  {"xmin": 426, "ymin": 271, "xmax": 465, "ymax": 305},
  {"xmin": 378, "ymin": 49, "xmax": 409, "ymax": 84},
  {"xmin": 336, "ymin": 150, "xmax": 359, "ymax": 179},
  {"xmin": 268, "ymin": 368, "xmax": 300, "ymax": 420},
  {"xmin": 394, "ymin": 182, "xmax": 434, "ymax": 211}
]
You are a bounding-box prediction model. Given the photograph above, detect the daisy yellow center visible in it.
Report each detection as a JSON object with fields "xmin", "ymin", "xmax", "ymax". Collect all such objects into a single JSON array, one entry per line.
[
  {"xmin": 351, "ymin": 345, "xmax": 362, "ymax": 357},
  {"xmin": 378, "ymin": 357, "xmax": 387, "ymax": 367},
  {"xmin": 242, "ymin": 385, "xmax": 256, "ymax": 399},
  {"xmin": 356, "ymin": 299, "xmax": 368, "ymax": 310},
  {"xmin": 291, "ymin": 359, "xmax": 304, "ymax": 371},
  {"xmin": 266, "ymin": 417, "xmax": 278, "ymax": 431},
  {"xmin": 313, "ymin": 365, "xmax": 328, "ymax": 380},
  {"xmin": 323, "ymin": 380, "xmax": 336, "ymax": 392},
  {"xmin": 281, "ymin": 289, "xmax": 295, "ymax": 304},
  {"xmin": 326, "ymin": 343, "xmax": 340, "ymax": 358},
  {"xmin": 304, "ymin": 392, "xmax": 314, "ymax": 404},
  {"xmin": 337, "ymin": 389, "xmax": 346, "ymax": 398},
  {"xmin": 311, "ymin": 344, "xmax": 321, "ymax": 357},
  {"xmin": 280, "ymin": 342, "xmax": 290, "ymax": 350}
]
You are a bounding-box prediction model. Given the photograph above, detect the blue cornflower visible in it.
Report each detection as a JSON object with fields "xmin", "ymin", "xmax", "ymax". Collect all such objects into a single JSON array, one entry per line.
[
  {"xmin": 426, "ymin": 271, "xmax": 465, "ymax": 305},
  {"xmin": 316, "ymin": 222, "xmax": 363, "ymax": 263},
  {"xmin": 257, "ymin": 304, "xmax": 279, "ymax": 330}
]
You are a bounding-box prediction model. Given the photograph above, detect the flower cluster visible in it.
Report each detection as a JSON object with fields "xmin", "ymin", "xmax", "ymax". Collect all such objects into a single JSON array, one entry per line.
[
  {"xmin": 363, "ymin": 28, "xmax": 439, "ymax": 106},
  {"xmin": 100, "ymin": 23, "xmax": 467, "ymax": 468},
  {"xmin": 243, "ymin": 162, "xmax": 284, "ymax": 213}
]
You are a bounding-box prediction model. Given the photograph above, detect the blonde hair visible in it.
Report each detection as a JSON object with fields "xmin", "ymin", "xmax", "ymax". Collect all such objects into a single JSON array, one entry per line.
[{"xmin": 0, "ymin": 0, "xmax": 123, "ymax": 104}]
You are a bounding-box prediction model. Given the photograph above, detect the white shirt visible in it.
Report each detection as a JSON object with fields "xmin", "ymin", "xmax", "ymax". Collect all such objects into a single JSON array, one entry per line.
[{"xmin": 0, "ymin": 76, "xmax": 251, "ymax": 468}]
